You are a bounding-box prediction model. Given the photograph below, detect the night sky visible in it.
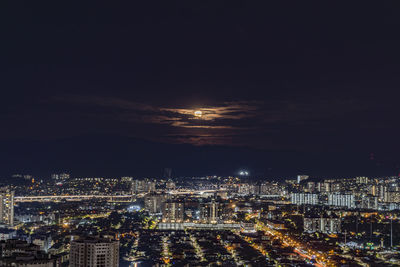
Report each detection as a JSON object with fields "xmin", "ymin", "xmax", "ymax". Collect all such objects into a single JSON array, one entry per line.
[{"xmin": 2, "ymin": 2, "xmax": 400, "ymax": 178}]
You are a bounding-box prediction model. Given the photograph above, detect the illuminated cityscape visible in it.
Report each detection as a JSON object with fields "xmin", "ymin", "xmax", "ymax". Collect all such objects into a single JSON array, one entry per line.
[
  {"xmin": 2, "ymin": 1, "xmax": 400, "ymax": 266},
  {"xmin": 0, "ymin": 173, "xmax": 398, "ymax": 266}
]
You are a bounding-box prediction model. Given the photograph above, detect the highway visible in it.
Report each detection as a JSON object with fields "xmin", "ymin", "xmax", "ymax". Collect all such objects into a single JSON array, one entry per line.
[{"xmin": 15, "ymin": 195, "xmax": 136, "ymax": 202}]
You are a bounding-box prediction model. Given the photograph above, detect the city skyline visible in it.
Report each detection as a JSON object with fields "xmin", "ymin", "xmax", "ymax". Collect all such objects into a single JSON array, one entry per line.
[
  {"xmin": 1, "ymin": 3, "xmax": 400, "ymax": 266},
  {"xmin": 2, "ymin": 173, "xmax": 400, "ymax": 266}
]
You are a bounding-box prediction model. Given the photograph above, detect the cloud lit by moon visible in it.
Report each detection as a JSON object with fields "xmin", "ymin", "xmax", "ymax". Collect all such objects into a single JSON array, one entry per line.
[
  {"xmin": 53, "ymin": 94, "xmax": 375, "ymax": 147},
  {"xmin": 194, "ymin": 110, "xmax": 203, "ymax": 118}
]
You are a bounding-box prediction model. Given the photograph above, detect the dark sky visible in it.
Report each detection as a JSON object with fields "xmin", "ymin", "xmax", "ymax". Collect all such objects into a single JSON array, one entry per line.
[{"xmin": 1, "ymin": 2, "xmax": 400, "ymax": 178}]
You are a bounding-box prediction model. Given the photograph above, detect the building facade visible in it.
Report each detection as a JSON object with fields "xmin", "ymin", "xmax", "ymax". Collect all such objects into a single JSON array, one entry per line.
[
  {"xmin": 70, "ymin": 238, "xmax": 119, "ymax": 267},
  {"xmin": 200, "ymin": 201, "xmax": 222, "ymax": 223},
  {"xmin": 328, "ymin": 193, "xmax": 355, "ymax": 209},
  {"xmin": 304, "ymin": 217, "xmax": 341, "ymax": 233},
  {"xmin": 162, "ymin": 201, "xmax": 184, "ymax": 223},
  {"xmin": 290, "ymin": 193, "xmax": 318, "ymax": 205},
  {"xmin": 144, "ymin": 194, "xmax": 166, "ymax": 215},
  {"xmin": 0, "ymin": 187, "xmax": 14, "ymax": 226}
]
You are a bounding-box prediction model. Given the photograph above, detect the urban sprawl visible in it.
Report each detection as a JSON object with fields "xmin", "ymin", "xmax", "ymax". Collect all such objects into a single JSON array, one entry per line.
[{"xmin": 0, "ymin": 173, "xmax": 399, "ymax": 266}]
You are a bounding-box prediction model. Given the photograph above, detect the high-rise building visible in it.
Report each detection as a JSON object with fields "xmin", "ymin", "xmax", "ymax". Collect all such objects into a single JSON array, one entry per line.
[
  {"xmin": 356, "ymin": 176, "xmax": 369, "ymax": 184},
  {"xmin": 144, "ymin": 194, "xmax": 166, "ymax": 215},
  {"xmin": 121, "ymin": 177, "xmax": 133, "ymax": 182},
  {"xmin": 379, "ymin": 185, "xmax": 387, "ymax": 201},
  {"xmin": 360, "ymin": 195, "xmax": 378, "ymax": 209},
  {"xmin": 386, "ymin": 191, "xmax": 400, "ymax": 203},
  {"xmin": 238, "ymin": 184, "xmax": 259, "ymax": 195},
  {"xmin": 290, "ymin": 193, "xmax": 318, "ymax": 205},
  {"xmin": 317, "ymin": 182, "xmax": 331, "ymax": 193},
  {"xmin": 305, "ymin": 182, "xmax": 315, "ymax": 192},
  {"xmin": 200, "ymin": 201, "xmax": 222, "ymax": 223},
  {"xmin": 304, "ymin": 217, "xmax": 341, "ymax": 233},
  {"xmin": 328, "ymin": 193, "xmax": 355, "ymax": 209},
  {"xmin": 330, "ymin": 182, "xmax": 342, "ymax": 192},
  {"xmin": 0, "ymin": 187, "xmax": 14, "ymax": 226},
  {"xmin": 70, "ymin": 237, "xmax": 119, "ymax": 267},
  {"xmin": 51, "ymin": 173, "xmax": 70, "ymax": 180},
  {"xmin": 166, "ymin": 181, "xmax": 176, "ymax": 191},
  {"xmin": 260, "ymin": 182, "xmax": 284, "ymax": 197},
  {"xmin": 162, "ymin": 201, "xmax": 184, "ymax": 222},
  {"xmin": 132, "ymin": 179, "xmax": 156, "ymax": 194},
  {"xmin": 370, "ymin": 185, "xmax": 377, "ymax": 196}
]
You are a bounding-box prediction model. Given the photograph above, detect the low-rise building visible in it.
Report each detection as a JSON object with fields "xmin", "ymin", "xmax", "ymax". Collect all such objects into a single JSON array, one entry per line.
[{"xmin": 0, "ymin": 239, "xmax": 60, "ymax": 267}]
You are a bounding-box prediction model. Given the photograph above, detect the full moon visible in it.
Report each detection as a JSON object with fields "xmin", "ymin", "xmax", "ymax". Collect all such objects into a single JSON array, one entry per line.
[{"xmin": 194, "ymin": 110, "xmax": 203, "ymax": 118}]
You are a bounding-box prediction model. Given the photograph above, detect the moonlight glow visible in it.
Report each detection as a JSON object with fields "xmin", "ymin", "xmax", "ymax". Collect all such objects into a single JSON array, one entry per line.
[{"xmin": 194, "ymin": 110, "xmax": 203, "ymax": 118}]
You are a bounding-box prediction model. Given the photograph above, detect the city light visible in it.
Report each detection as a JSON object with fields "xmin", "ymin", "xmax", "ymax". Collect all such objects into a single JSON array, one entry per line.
[
  {"xmin": 3, "ymin": 2, "xmax": 399, "ymax": 267},
  {"xmin": 127, "ymin": 205, "xmax": 141, "ymax": 212}
]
